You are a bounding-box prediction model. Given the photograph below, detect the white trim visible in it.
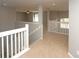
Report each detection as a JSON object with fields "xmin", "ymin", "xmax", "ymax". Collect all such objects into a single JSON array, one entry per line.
[
  {"xmin": 12, "ymin": 48, "xmax": 30, "ymax": 58},
  {"xmin": 68, "ymin": 52, "xmax": 74, "ymax": 58}
]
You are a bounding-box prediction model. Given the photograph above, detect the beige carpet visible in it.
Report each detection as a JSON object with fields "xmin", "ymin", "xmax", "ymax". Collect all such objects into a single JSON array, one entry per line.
[{"xmin": 20, "ymin": 32, "xmax": 69, "ymax": 58}]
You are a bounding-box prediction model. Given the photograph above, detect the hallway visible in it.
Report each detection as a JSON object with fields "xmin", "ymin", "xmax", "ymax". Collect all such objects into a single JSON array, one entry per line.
[{"xmin": 20, "ymin": 32, "xmax": 68, "ymax": 58}]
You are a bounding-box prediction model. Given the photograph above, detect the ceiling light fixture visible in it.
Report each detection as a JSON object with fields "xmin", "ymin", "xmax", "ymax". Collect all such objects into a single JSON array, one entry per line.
[{"xmin": 26, "ymin": 10, "xmax": 30, "ymax": 14}]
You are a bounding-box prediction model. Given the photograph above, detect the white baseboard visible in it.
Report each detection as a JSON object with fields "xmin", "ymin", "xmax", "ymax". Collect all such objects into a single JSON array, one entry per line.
[
  {"xmin": 68, "ymin": 52, "xmax": 74, "ymax": 58},
  {"xmin": 12, "ymin": 48, "xmax": 30, "ymax": 58}
]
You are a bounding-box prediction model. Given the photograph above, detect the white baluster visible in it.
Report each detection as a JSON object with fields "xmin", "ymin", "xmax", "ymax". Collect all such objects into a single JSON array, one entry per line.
[
  {"xmin": 21, "ymin": 32, "xmax": 23, "ymax": 50},
  {"xmin": 15, "ymin": 34, "xmax": 17, "ymax": 54},
  {"xmin": 11, "ymin": 34, "xmax": 13, "ymax": 57},
  {"xmin": 2, "ymin": 37, "xmax": 4, "ymax": 58},
  {"xmin": 18, "ymin": 33, "xmax": 20, "ymax": 52},
  {"xmin": 6, "ymin": 36, "xmax": 9, "ymax": 58}
]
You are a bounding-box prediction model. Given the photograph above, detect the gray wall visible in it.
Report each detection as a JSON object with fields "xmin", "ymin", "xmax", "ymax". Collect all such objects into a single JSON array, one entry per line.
[
  {"xmin": 69, "ymin": 0, "xmax": 79, "ymax": 57},
  {"xmin": 0, "ymin": 6, "xmax": 16, "ymax": 32},
  {"xmin": 16, "ymin": 12, "xmax": 26, "ymax": 21},
  {"xmin": 48, "ymin": 11, "xmax": 69, "ymax": 34},
  {"xmin": 16, "ymin": 8, "xmax": 44, "ymax": 45},
  {"xmin": 16, "ymin": 11, "xmax": 41, "ymax": 45},
  {"xmin": 25, "ymin": 12, "xmax": 33, "ymax": 22},
  {"xmin": 49, "ymin": 11, "xmax": 68, "ymax": 21},
  {"xmin": 15, "ymin": 21, "xmax": 41, "ymax": 45},
  {"xmin": 0, "ymin": 5, "xmax": 16, "ymax": 57},
  {"xmin": 16, "ymin": 12, "xmax": 33, "ymax": 22},
  {"xmin": 43, "ymin": 11, "xmax": 69, "ymax": 34}
]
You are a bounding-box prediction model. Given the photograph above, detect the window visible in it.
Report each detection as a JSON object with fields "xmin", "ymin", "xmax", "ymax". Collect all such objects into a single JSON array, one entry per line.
[
  {"xmin": 33, "ymin": 13, "xmax": 39, "ymax": 22},
  {"xmin": 60, "ymin": 18, "xmax": 69, "ymax": 29}
]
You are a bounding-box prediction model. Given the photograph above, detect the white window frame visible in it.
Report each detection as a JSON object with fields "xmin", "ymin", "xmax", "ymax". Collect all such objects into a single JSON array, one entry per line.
[{"xmin": 60, "ymin": 18, "xmax": 69, "ymax": 29}]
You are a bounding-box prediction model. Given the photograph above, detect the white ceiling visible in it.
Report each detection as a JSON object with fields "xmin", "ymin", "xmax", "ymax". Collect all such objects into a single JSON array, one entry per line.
[{"xmin": 1, "ymin": 0, "xmax": 69, "ymax": 11}]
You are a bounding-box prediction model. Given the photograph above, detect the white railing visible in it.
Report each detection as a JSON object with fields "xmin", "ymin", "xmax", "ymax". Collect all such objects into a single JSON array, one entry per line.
[
  {"xmin": 0, "ymin": 24, "xmax": 29, "ymax": 58},
  {"xmin": 48, "ymin": 21, "xmax": 69, "ymax": 35}
]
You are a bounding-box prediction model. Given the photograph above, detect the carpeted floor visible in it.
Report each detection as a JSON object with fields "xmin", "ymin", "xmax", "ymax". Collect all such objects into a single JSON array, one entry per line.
[{"xmin": 20, "ymin": 32, "xmax": 69, "ymax": 58}]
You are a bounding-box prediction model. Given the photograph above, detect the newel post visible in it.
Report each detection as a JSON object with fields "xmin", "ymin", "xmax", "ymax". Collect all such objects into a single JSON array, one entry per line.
[{"xmin": 24, "ymin": 24, "xmax": 29, "ymax": 49}]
